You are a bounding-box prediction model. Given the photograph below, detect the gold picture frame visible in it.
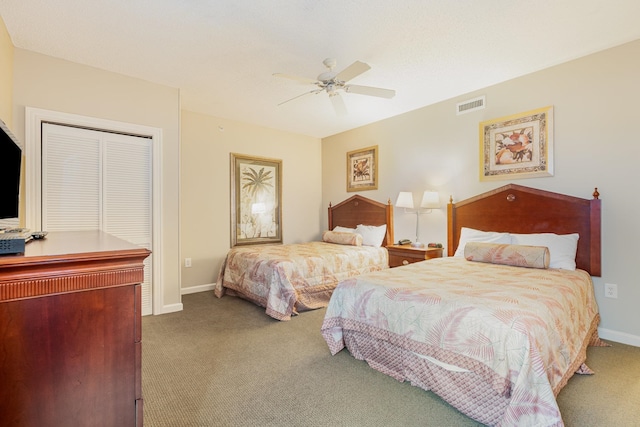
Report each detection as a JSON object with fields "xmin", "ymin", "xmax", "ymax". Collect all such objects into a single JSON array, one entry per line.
[
  {"xmin": 479, "ymin": 106, "xmax": 554, "ymax": 181},
  {"xmin": 346, "ymin": 145, "xmax": 378, "ymax": 192},
  {"xmin": 230, "ymin": 153, "xmax": 282, "ymax": 246}
]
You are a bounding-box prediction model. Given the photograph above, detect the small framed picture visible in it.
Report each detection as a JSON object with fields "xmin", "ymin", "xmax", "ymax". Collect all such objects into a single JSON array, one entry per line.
[
  {"xmin": 346, "ymin": 145, "xmax": 378, "ymax": 192},
  {"xmin": 479, "ymin": 106, "xmax": 553, "ymax": 181},
  {"xmin": 230, "ymin": 153, "xmax": 282, "ymax": 246}
]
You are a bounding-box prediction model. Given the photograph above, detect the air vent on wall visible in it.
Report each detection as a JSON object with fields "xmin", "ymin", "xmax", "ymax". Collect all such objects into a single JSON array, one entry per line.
[{"xmin": 456, "ymin": 95, "xmax": 485, "ymax": 115}]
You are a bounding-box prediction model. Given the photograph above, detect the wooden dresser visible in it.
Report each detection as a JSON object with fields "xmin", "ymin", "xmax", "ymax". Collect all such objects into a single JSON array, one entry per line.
[{"xmin": 0, "ymin": 231, "xmax": 151, "ymax": 427}]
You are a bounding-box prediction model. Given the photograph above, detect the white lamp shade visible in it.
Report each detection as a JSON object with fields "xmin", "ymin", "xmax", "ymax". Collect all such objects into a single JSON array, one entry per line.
[
  {"xmin": 420, "ymin": 191, "xmax": 440, "ymax": 209},
  {"xmin": 395, "ymin": 191, "xmax": 414, "ymax": 208}
]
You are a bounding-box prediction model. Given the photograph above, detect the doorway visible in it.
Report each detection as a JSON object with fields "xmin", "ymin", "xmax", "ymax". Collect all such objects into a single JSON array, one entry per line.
[{"xmin": 25, "ymin": 108, "xmax": 162, "ymax": 315}]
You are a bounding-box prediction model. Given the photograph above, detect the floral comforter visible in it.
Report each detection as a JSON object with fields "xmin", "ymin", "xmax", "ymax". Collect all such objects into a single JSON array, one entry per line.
[
  {"xmin": 215, "ymin": 241, "xmax": 388, "ymax": 320},
  {"xmin": 321, "ymin": 257, "xmax": 601, "ymax": 426}
]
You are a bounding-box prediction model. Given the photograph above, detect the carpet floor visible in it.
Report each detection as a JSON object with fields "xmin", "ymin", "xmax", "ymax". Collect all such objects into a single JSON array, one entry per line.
[{"xmin": 142, "ymin": 292, "xmax": 640, "ymax": 426}]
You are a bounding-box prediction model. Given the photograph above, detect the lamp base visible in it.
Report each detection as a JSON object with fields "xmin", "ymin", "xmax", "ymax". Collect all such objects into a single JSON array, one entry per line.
[{"xmin": 411, "ymin": 241, "xmax": 425, "ymax": 248}]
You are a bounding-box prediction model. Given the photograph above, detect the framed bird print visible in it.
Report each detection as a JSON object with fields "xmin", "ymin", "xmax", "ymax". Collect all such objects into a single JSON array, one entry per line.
[
  {"xmin": 346, "ymin": 145, "xmax": 378, "ymax": 192},
  {"xmin": 479, "ymin": 106, "xmax": 554, "ymax": 181}
]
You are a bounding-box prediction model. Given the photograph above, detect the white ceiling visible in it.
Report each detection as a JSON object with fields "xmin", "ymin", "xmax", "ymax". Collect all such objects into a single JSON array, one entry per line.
[{"xmin": 2, "ymin": 1, "xmax": 640, "ymax": 138}]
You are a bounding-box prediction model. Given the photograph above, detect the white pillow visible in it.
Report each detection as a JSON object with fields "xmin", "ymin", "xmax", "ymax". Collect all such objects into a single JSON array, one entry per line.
[
  {"xmin": 333, "ymin": 226, "xmax": 356, "ymax": 233},
  {"xmin": 453, "ymin": 227, "xmax": 512, "ymax": 257},
  {"xmin": 355, "ymin": 224, "xmax": 387, "ymax": 247},
  {"xmin": 511, "ymin": 233, "xmax": 579, "ymax": 270}
]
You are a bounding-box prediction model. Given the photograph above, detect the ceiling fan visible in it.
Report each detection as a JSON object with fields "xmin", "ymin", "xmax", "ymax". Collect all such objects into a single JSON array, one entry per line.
[{"xmin": 273, "ymin": 58, "xmax": 396, "ymax": 115}]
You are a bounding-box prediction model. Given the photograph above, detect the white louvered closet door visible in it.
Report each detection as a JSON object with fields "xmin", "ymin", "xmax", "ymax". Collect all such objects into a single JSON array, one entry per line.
[{"xmin": 42, "ymin": 123, "xmax": 153, "ymax": 315}]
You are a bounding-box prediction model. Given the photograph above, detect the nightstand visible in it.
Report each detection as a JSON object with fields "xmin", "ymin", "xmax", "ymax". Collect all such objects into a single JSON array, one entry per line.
[{"xmin": 386, "ymin": 244, "xmax": 443, "ymax": 267}]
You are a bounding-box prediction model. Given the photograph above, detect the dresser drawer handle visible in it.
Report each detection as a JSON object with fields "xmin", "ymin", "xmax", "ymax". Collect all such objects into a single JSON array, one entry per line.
[{"xmin": 402, "ymin": 260, "xmax": 409, "ymax": 265}]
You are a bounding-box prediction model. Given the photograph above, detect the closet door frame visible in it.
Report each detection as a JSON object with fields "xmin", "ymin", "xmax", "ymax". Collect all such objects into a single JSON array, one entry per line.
[{"xmin": 25, "ymin": 107, "xmax": 163, "ymax": 315}]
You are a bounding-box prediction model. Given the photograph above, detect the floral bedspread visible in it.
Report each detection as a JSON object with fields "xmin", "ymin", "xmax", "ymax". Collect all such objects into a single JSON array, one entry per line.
[
  {"xmin": 215, "ymin": 241, "xmax": 388, "ymax": 320},
  {"xmin": 321, "ymin": 257, "xmax": 600, "ymax": 426}
]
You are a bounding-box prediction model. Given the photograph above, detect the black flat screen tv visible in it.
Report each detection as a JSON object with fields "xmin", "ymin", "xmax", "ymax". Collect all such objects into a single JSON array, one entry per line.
[{"xmin": 0, "ymin": 118, "xmax": 22, "ymax": 220}]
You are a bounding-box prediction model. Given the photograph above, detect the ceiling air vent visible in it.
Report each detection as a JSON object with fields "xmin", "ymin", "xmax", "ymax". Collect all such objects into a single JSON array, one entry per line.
[{"xmin": 456, "ymin": 95, "xmax": 485, "ymax": 115}]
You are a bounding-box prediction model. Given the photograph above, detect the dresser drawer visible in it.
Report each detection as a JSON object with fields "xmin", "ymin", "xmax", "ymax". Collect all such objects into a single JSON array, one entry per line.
[{"xmin": 387, "ymin": 246, "xmax": 443, "ymax": 267}]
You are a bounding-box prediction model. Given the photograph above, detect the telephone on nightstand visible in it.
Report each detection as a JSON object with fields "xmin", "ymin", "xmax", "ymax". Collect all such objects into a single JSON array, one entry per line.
[{"xmin": 398, "ymin": 239, "xmax": 412, "ymax": 245}]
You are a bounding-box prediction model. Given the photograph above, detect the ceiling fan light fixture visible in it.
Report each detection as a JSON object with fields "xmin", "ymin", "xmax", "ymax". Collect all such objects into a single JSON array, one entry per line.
[
  {"xmin": 322, "ymin": 57, "xmax": 337, "ymax": 70},
  {"xmin": 274, "ymin": 58, "xmax": 395, "ymax": 115},
  {"xmin": 319, "ymin": 71, "xmax": 338, "ymax": 82}
]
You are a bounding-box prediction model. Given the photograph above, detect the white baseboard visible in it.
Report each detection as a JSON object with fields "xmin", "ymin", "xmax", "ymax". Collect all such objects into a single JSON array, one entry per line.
[
  {"xmin": 181, "ymin": 283, "xmax": 215, "ymax": 295},
  {"xmin": 598, "ymin": 327, "xmax": 640, "ymax": 347},
  {"xmin": 148, "ymin": 285, "xmax": 213, "ymax": 316},
  {"xmin": 158, "ymin": 302, "xmax": 183, "ymax": 315}
]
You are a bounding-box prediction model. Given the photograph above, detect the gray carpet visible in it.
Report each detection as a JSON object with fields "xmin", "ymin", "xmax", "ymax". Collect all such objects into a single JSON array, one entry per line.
[{"xmin": 142, "ymin": 292, "xmax": 640, "ymax": 426}]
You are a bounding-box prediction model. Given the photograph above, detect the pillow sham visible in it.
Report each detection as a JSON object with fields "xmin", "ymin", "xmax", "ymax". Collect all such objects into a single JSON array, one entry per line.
[
  {"xmin": 322, "ymin": 230, "xmax": 363, "ymax": 246},
  {"xmin": 511, "ymin": 233, "xmax": 579, "ymax": 270},
  {"xmin": 453, "ymin": 227, "xmax": 512, "ymax": 257},
  {"xmin": 355, "ymin": 224, "xmax": 387, "ymax": 247},
  {"xmin": 333, "ymin": 226, "xmax": 356, "ymax": 234},
  {"xmin": 464, "ymin": 242, "xmax": 550, "ymax": 269}
]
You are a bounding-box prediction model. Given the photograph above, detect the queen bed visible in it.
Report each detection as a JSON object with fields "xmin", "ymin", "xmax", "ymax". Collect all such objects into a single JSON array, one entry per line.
[
  {"xmin": 215, "ymin": 194, "xmax": 394, "ymax": 320},
  {"xmin": 321, "ymin": 184, "xmax": 602, "ymax": 426}
]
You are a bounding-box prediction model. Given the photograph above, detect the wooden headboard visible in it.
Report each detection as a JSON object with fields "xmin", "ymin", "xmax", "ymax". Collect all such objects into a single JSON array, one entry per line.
[
  {"xmin": 447, "ymin": 184, "xmax": 601, "ymax": 276},
  {"xmin": 328, "ymin": 195, "xmax": 394, "ymax": 247}
]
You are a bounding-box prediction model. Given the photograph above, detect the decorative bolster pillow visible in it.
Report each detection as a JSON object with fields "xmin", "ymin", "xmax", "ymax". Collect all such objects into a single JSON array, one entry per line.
[
  {"xmin": 464, "ymin": 242, "xmax": 550, "ymax": 269},
  {"xmin": 322, "ymin": 230, "xmax": 363, "ymax": 246}
]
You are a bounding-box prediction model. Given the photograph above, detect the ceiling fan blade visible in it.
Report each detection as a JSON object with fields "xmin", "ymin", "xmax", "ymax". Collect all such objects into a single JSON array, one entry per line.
[
  {"xmin": 334, "ymin": 61, "xmax": 371, "ymax": 82},
  {"xmin": 273, "ymin": 73, "xmax": 317, "ymax": 85},
  {"xmin": 277, "ymin": 89, "xmax": 321, "ymax": 106},
  {"xmin": 330, "ymin": 94, "xmax": 347, "ymax": 116},
  {"xmin": 345, "ymin": 84, "xmax": 396, "ymax": 99}
]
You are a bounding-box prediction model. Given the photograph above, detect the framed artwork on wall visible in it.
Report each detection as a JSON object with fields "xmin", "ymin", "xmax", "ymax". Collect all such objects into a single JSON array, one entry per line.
[
  {"xmin": 230, "ymin": 153, "xmax": 282, "ymax": 246},
  {"xmin": 346, "ymin": 145, "xmax": 378, "ymax": 192},
  {"xmin": 479, "ymin": 106, "xmax": 554, "ymax": 181}
]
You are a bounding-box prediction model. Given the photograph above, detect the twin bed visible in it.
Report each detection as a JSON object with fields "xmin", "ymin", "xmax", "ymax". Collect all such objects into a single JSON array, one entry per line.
[
  {"xmin": 216, "ymin": 184, "xmax": 602, "ymax": 426},
  {"xmin": 321, "ymin": 184, "xmax": 602, "ymax": 426},
  {"xmin": 215, "ymin": 194, "xmax": 394, "ymax": 320}
]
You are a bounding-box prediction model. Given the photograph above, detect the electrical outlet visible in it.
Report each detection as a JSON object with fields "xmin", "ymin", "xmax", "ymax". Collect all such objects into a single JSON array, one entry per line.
[
  {"xmin": 604, "ymin": 283, "xmax": 618, "ymax": 299},
  {"xmin": 185, "ymin": 258, "xmax": 192, "ymax": 268}
]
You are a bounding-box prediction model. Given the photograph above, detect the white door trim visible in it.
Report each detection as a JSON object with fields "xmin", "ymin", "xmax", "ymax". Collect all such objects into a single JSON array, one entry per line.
[{"xmin": 25, "ymin": 107, "xmax": 164, "ymax": 315}]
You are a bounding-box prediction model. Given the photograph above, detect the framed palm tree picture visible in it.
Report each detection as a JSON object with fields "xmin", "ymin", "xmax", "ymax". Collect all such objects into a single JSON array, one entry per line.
[{"xmin": 230, "ymin": 153, "xmax": 282, "ymax": 246}]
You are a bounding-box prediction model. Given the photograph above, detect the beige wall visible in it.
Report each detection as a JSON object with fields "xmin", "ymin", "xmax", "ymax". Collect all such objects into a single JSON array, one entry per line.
[
  {"xmin": 180, "ymin": 110, "xmax": 322, "ymax": 288},
  {"xmin": 0, "ymin": 16, "xmax": 12, "ymax": 123},
  {"xmin": 323, "ymin": 39, "xmax": 640, "ymax": 345},
  {"xmin": 12, "ymin": 49, "xmax": 182, "ymax": 314},
  {"xmin": 0, "ymin": 17, "xmax": 25, "ymax": 228},
  {"xmin": 6, "ymin": 9, "xmax": 639, "ymax": 344}
]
